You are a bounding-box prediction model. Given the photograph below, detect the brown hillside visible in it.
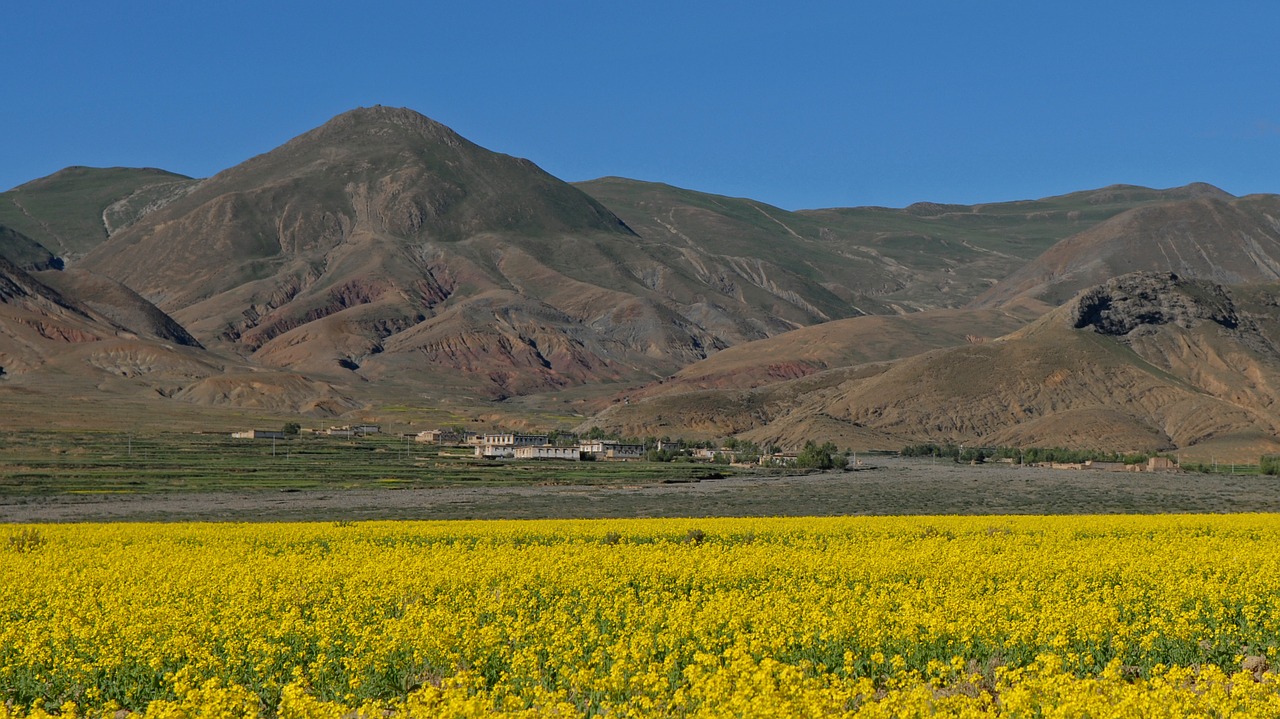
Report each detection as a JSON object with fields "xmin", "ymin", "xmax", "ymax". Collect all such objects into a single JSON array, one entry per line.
[
  {"xmin": 616, "ymin": 306, "xmax": 1035, "ymax": 402},
  {"xmin": 0, "ymin": 259, "xmax": 356, "ymax": 421},
  {"xmin": 584, "ymin": 273, "xmax": 1280, "ymax": 462}
]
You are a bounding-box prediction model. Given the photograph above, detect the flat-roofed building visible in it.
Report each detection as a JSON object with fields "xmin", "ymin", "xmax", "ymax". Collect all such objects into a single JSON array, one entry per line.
[
  {"xmin": 513, "ymin": 446, "xmax": 582, "ymax": 461},
  {"xmin": 231, "ymin": 430, "xmax": 286, "ymax": 440},
  {"xmin": 580, "ymin": 440, "xmax": 644, "ymax": 460}
]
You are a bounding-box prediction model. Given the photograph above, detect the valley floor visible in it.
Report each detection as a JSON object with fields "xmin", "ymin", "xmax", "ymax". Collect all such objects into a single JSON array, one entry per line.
[{"xmin": 5, "ymin": 458, "xmax": 1280, "ymax": 522}]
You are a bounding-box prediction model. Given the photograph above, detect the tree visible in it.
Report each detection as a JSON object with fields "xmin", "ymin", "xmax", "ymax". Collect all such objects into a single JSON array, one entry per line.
[
  {"xmin": 796, "ymin": 440, "xmax": 838, "ymax": 470},
  {"xmin": 281, "ymin": 422, "xmax": 301, "ymax": 436}
]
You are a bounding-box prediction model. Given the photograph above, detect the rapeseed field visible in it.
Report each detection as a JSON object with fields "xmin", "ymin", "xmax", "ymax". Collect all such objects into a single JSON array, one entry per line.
[{"xmin": 2, "ymin": 516, "xmax": 1278, "ymax": 717}]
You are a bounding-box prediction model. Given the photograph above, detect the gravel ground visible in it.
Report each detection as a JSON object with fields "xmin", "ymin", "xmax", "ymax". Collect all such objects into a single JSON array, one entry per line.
[{"xmin": 4, "ymin": 458, "xmax": 1280, "ymax": 523}]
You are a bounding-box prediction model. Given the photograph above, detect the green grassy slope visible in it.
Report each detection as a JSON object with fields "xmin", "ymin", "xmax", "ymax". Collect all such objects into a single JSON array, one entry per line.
[{"xmin": 0, "ymin": 166, "xmax": 194, "ymax": 260}]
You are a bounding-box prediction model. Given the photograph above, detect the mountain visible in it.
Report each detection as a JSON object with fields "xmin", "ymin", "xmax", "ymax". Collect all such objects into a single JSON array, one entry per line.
[
  {"xmin": 972, "ymin": 191, "xmax": 1280, "ymax": 308},
  {"xmin": 581, "ymin": 178, "xmax": 1234, "ymax": 314},
  {"xmin": 69, "ymin": 108, "xmax": 872, "ymax": 399},
  {"xmin": 0, "ymin": 166, "xmax": 196, "ymax": 261},
  {"xmin": 6, "ymin": 105, "xmax": 1280, "ymax": 450},
  {"xmin": 80, "ymin": 106, "xmax": 1230, "ymax": 401},
  {"xmin": 582, "ymin": 273, "xmax": 1280, "ymax": 461}
]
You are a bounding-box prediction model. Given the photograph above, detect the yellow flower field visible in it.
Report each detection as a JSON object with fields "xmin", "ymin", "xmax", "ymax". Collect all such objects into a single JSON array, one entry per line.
[{"xmin": 2, "ymin": 516, "xmax": 1279, "ymax": 717}]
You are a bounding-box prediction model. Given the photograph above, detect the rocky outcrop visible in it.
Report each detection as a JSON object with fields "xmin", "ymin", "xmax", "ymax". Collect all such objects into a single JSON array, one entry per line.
[{"xmin": 1070, "ymin": 273, "xmax": 1239, "ymax": 337}]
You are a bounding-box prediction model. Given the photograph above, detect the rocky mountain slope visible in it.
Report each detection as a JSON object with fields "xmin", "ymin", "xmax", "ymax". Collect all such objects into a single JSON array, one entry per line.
[
  {"xmin": 0, "ymin": 257, "xmax": 354, "ymax": 421},
  {"xmin": 583, "ymin": 273, "xmax": 1280, "ymax": 460}
]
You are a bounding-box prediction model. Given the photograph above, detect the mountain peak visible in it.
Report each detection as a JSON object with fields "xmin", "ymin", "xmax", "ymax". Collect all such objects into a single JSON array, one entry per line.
[{"xmin": 320, "ymin": 105, "xmax": 450, "ymax": 133}]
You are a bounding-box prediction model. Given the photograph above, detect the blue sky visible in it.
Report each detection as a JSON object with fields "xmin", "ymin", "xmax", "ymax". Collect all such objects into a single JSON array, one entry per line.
[{"xmin": 4, "ymin": 1, "xmax": 1277, "ymax": 209}]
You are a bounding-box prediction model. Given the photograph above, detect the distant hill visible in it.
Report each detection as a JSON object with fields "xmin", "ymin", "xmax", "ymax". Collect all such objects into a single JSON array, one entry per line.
[
  {"xmin": 0, "ymin": 167, "xmax": 196, "ymax": 261},
  {"xmin": 582, "ymin": 273, "xmax": 1280, "ymax": 461},
  {"xmin": 582, "ymin": 177, "xmax": 1234, "ymax": 313},
  {"xmin": 973, "ymin": 191, "xmax": 1280, "ymax": 308}
]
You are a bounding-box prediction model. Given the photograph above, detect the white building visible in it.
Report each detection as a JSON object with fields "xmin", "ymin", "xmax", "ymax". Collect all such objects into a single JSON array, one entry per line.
[
  {"xmin": 483, "ymin": 433, "xmax": 548, "ymax": 447},
  {"xmin": 513, "ymin": 446, "xmax": 582, "ymax": 461},
  {"xmin": 476, "ymin": 444, "xmax": 516, "ymax": 459},
  {"xmin": 580, "ymin": 440, "xmax": 644, "ymax": 460}
]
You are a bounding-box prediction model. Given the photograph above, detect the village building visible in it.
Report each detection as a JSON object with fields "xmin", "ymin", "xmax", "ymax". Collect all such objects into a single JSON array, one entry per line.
[
  {"xmin": 324, "ymin": 424, "xmax": 380, "ymax": 437},
  {"xmin": 230, "ymin": 430, "xmax": 286, "ymax": 440},
  {"xmin": 513, "ymin": 446, "xmax": 582, "ymax": 461},
  {"xmin": 415, "ymin": 429, "xmax": 464, "ymax": 444},
  {"xmin": 474, "ymin": 432, "xmax": 550, "ymax": 458},
  {"xmin": 476, "ymin": 444, "xmax": 516, "ymax": 459},
  {"xmin": 759, "ymin": 452, "xmax": 798, "ymax": 467},
  {"xmin": 483, "ymin": 433, "xmax": 548, "ymax": 447},
  {"xmin": 1086, "ymin": 461, "xmax": 1127, "ymax": 472},
  {"xmin": 580, "ymin": 440, "xmax": 644, "ymax": 460}
]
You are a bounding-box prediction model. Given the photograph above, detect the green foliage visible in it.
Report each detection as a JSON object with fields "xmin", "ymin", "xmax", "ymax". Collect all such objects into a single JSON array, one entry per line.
[
  {"xmin": 281, "ymin": 422, "xmax": 301, "ymax": 436},
  {"xmin": 644, "ymin": 449, "xmax": 674, "ymax": 463},
  {"xmin": 682, "ymin": 528, "xmax": 706, "ymax": 544},
  {"xmin": 1260, "ymin": 456, "xmax": 1280, "ymax": 476},
  {"xmin": 901, "ymin": 444, "xmax": 1167, "ymax": 466},
  {"xmin": 796, "ymin": 440, "xmax": 839, "ymax": 470}
]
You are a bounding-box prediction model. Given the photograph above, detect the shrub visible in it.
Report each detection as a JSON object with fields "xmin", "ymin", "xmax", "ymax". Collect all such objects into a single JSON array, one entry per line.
[{"xmin": 7, "ymin": 528, "xmax": 46, "ymax": 552}]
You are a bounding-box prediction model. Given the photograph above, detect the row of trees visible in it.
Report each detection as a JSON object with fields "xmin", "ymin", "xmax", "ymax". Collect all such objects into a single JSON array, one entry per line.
[{"xmin": 900, "ymin": 443, "xmax": 1163, "ymax": 465}]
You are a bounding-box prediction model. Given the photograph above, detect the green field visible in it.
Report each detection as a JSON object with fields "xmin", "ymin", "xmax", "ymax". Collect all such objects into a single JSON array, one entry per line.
[{"xmin": 0, "ymin": 431, "xmax": 748, "ymax": 496}]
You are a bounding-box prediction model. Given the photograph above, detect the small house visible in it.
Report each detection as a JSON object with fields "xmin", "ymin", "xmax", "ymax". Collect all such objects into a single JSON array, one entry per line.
[{"xmin": 231, "ymin": 430, "xmax": 286, "ymax": 440}]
